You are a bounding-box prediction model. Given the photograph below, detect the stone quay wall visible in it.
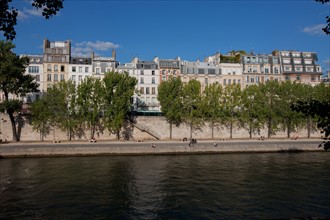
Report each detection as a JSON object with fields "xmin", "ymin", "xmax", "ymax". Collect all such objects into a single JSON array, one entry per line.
[{"xmin": 0, "ymin": 113, "xmax": 321, "ymax": 142}]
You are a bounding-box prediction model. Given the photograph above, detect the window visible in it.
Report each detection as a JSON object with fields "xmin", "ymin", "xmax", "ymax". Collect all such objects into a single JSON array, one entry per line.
[
  {"xmin": 47, "ymin": 64, "xmax": 52, "ymax": 72},
  {"xmin": 54, "ymin": 65, "xmax": 58, "ymax": 72},
  {"xmin": 285, "ymin": 75, "xmax": 290, "ymax": 80},
  {"xmin": 72, "ymin": 66, "xmax": 76, "ymax": 72},
  {"xmin": 96, "ymin": 68, "xmax": 100, "ymax": 74},
  {"xmin": 47, "ymin": 74, "xmax": 51, "ymax": 81},
  {"xmin": 28, "ymin": 66, "xmax": 39, "ymax": 73},
  {"xmin": 79, "ymin": 67, "xmax": 83, "ymax": 73},
  {"xmin": 35, "ymin": 75, "xmax": 40, "ymax": 82},
  {"xmin": 152, "ymin": 70, "xmax": 155, "ymax": 75},
  {"xmin": 162, "ymin": 76, "xmax": 166, "ymax": 81},
  {"xmin": 238, "ymin": 79, "xmax": 241, "ymax": 84},
  {"xmin": 146, "ymin": 87, "xmax": 150, "ymax": 94},
  {"xmin": 223, "ymin": 79, "xmax": 226, "ymax": 85},
  {"xmin": 265, "ymin": 68, "xmax": 269, "ymax": 74},
  {"xmin": 152, "ymin": 87, "xmax": 156, "ymax": 95},
  {"xmin": 85, "ymin": 67, "xmax": 89, "ymax": 72},
  {"xmin": 274, "ymin": 67, "xmax": 279, "ymax": 74},
  {"xmin": 54, "ymin": 74, "xmax": 58, "ymax": 82},
  {"xmin": 72, "ymin": 75, "xmax": 76, "ymax": 81},
  {"xmin": 140, "ymin": 87, "xmax": 144, "ymax": 94},
  {"xmin": 306, "ymin": 67, "xmax": 313, "ymax": 72},
  {"xmin": 152, "ymin": 77, "xmax": 155, "ymax": 84},
  {"xmin": 296, "ymin": 75, "xmax": 301, "ymax": 81},
  {"xmin": 250, "ymin": 78, "xmax": 254, "ymax": 83},
  {"xmin": 162, "ymin": 70, "xmax": 166, "ymax": 75},
  {"xmin": 140, "ymin": 70, "xmax": 144, "ymax": 75},
  {"xmin": 61, "ymin": 65, "xmax": 65, "ymax": 72},
  {"xmin": 228, "ymin": 79, "xmax": 231, "ymax": 85},
  {"xmin": 140, "ymin": 77, "xmax": 144, "ymax": 84},
  {"xmin": 79, "ymin": 75, "xmax": 82, "ymax": 82},
  {"xmin": 233, "ymin": 79, "xmax": 236, "ymax": 84},
  {"xmin": 60, "ymin": 74, "xmax": 65, "ymax": 81},
  {"xmin": 295, "ymin": 67, "xmax": 302, "ymax": 71}
]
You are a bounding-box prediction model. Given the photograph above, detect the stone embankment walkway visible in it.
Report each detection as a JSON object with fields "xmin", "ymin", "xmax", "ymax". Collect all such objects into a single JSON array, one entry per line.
[{"xmin": 0, "ymin": 138, "xmax": 327, "ymax": 158}]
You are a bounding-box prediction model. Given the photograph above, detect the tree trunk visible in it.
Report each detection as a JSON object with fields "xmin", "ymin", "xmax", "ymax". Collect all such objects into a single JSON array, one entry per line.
[
  {"xmin": 249, "ymin": 121, "xmax": 252, "ymax": 139},
  {"xmin": 8, "ymin": 110, "xmax": 18, "ymax": 142},
  {"xmin": 211, "ymin": 122, "xmax": 214, "ymax": 139},
  {"xmin": 307, "ymin": 117, "xmax": 311, "ymax": 138},
  {"xmin": 190, "ymin": 123, "xmax": 193, "ymax": 139},
  {"xmin": 169, "ymin": 122, "xmax": 172, "ymax": 139},
  {"xmin": 287, "ymin": 118, "xmax": 291, "ymax": 138},
  {"xmin": 267, "ymin": 117, "xmax": 272, "ymax": 138},
  {"xmin": 53, "ymin": 127, "xmax": 56, "ymax": 141},
  {"xmin": 117, "ymin": 130, "xmax": 120, "ymax": 140},
  {"xmin": 230, "ymin": 120, "xmax": 233, "ymax": 139}
]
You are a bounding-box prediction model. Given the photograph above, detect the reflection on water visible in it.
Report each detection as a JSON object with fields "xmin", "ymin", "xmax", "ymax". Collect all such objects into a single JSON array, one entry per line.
[{"xmin": 1, "ymin": 152, "xmax": 330, "ymax": 219}]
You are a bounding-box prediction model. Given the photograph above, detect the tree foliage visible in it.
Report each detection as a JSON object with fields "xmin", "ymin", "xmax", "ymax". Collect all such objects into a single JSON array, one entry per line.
[
  {"xmin": 0, "ymin": 40, "xmax": 39, "ymax": 141},
  {"xmin": 103, "ymin": 71, "xmax": 137, "ymax": 140},
  {"xmin": 201, "ymin": 82, "xmax": 223, "ymax": 138},
  {"xmin": 0, "ymin": 0, "xmax": 64, "ymax": 40},
  {"xmin": 157, "ymin": 77, "xmax": 184, "ymax": 139},
  {"xmin": 315, "ymin": 0, "xmax": 330, "ymax": 34},
  {"xmin": 182, "ymin": 79, "xmax": 203, "ymax": 139},
  {"xmin": 30, "ymin": 72, "xmax": 137, "ymax": 141},
  {"xmin": 291, "ymin": 83, "xmax": 330, "ymax": 150}
]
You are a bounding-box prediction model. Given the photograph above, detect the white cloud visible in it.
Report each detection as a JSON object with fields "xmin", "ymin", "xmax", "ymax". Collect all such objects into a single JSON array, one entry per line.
[
  {"xmin": 303, "ymin": 24, "xmax": 326, "ymax": 35},
  {"xmin": 72, "ymin": 41, "xmax": 120, "ymax": 57}
]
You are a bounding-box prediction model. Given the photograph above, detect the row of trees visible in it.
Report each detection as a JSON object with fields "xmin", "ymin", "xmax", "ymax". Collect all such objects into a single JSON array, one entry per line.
[
  {"xmin": 158, "ymin": 78, "xmax": 330, "ymax": 140},
  {"xmin": 31, "ymin": 72, "xmax": 137, "ymax": 141}
]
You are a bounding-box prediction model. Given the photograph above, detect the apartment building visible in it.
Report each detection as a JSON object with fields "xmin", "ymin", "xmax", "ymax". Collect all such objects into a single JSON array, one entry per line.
[
  {"xmin": 117, "ymin": 57, "xmax": 161, "ymax": 113},
  {"xmin": 181, "ymin": 60, "xmax": 221, "ymax": 90},
  {"xmin": 158, "ymin": 57, "xmax": 181, "ymax": 82},
  {"xmin": 69, "ymin": 57, "xmax": 93, "ymax": 85},
  {"xmin": 135, "ymin": 58, "xmax": 160, "ymax": 112},
  {"xmin": 92, "ymin": 50, "xmax": 118, "ymax": 79},
  {"xmin": 241, "ymin": 53, "xmax": 282, "ymax": 88},
  {"xmin": 219, "ymin": 63, "xmax": 243, "ymax": 88},
  {"xmin": 277, "ymin": 50, "xmax": 322, "ymax": 86},
  {"xmin": 43, "ymin": 39, "xmax": 71, "ymax": 90}
]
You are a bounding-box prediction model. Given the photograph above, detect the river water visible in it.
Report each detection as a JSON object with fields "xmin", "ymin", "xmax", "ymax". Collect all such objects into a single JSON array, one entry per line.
[{"xmin": 1, "ymin": 152, "xmax": 329, "ymax": 219}]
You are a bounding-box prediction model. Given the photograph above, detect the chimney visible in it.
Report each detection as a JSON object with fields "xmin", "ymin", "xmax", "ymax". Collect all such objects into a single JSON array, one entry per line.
[{"xmin": 112, "ymin": 49, "xmax": 116, "ymax": 60}]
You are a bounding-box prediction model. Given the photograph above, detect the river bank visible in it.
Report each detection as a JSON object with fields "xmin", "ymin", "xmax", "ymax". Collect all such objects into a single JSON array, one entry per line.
[{"xmin": 0, "ymin": 138, "xmax": 327, "ymax": 158}]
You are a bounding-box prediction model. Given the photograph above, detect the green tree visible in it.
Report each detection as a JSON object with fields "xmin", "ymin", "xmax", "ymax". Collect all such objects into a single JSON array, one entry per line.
[
  {"xmin": 240, "ymin": 84, "xmax": 265, "ymax": 138},
  {"xmin": 259, "ymin": 81, "xmax": 281, "ymax": 138},
  {"xmin": 277, "ymin": 81, "xmax": 305, "ymax": 138},
  {"xmin": 157, "ymin": 77, "xmax": 184, "ymax": 139},
  {"xmin": 56, "ymin": 80, "xmax": 79, "ymax": 140},
  {"xmin": 1, "ymin": 0, "xmax": 64, "ymax": 40},
  {"xmin": 0, "ymin": 41, "xmax": 39, "ymax": 141},
  {"xmin": 103, "ymin": 71, "xmax": 137, "ymax": 140},
  {"xmin": 201, "ymin": 82, "xmax": 223, "ymax": 139},
  {"xmin": 292, "ymin": 83, "xmax": 330, "ymax": 150},
  {"xmin": 182, "ymin": 79, "xmax": 203, "ymax": 140},
  {"xmin": 30, "ymin": 98, "xmax": 51, "ymax": 141},
  {"xmin": 76, "ymin": 77, "xmax": 104, "ymax": 140},
  {"xmin": 315, "ymin": 0, "xmax": 330, "ymax": 34},
  {"xmin": 222, "ymin": 84, "xmax": 242, "ymax": 139}
]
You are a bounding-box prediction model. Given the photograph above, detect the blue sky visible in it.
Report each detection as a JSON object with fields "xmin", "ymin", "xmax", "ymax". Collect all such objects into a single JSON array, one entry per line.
[{"xmin": 9, "ymin": 0, "xmax": 330, "ymax": 72}]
